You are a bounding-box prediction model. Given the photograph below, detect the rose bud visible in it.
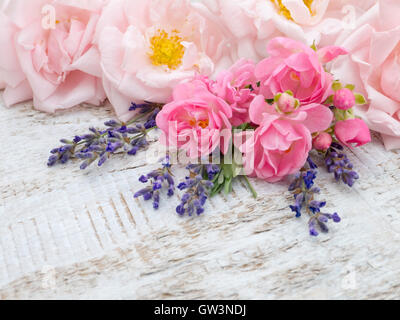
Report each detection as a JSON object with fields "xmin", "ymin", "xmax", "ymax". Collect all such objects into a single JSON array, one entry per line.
[
  {"xmin": 313, "ymin": 132, "xmax": 332, "ymax": 151},
  {"xmin": 335, "ymin": 119, "xmax": 371, "ymax": 147},
  {"xmin": 275, "ymin": 92, "xmax": 299, "ymax": 114},
  {"xmin": 334, "ymin": 88, "xmax": 356, "ymax": 110}
]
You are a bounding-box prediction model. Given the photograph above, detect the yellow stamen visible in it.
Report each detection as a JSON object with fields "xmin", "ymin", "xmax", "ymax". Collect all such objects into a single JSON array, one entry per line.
[
  {"xmin": 270, "ymin": 0, "xmax": 315, "ymax": 21},
  {"xmin": 149, "ymin": 29, "xmax": 185, "ymax": 70}
]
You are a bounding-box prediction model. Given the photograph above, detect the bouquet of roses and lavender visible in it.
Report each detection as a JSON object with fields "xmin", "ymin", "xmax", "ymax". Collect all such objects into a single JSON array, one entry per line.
[
  {"xmin": 47, "ymin": 36, "xmax": 370, "ymax": 237},
  {"xmin": 1, "ymin": 0, "xmax": 383, "ymax": 237}
]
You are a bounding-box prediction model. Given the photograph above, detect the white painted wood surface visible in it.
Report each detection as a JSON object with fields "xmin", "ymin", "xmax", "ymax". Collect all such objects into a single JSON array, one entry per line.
[{"xmin": 0, "ymin": 97, "xmax": 400, "ymax": 300}]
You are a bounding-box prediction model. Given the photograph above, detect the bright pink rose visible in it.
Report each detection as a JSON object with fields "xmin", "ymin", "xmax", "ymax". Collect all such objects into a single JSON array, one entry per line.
[
  {"xmin": 249, "ymin": 95, "xmax": 333, "ymax": 134},
  {"xmin": 96, "ymin": 0, "xmax": 235, "ymax": 121},
  {"xmin": 156, "ymin": 78, "xmax": 232, "ymax": 159},
  {"xmin": 335, "ymin": 118, "xmax": 371, "ymax": 148},
  {"xmin": 0, "ymin": 0, "xmax": 107, "ymax": 111},
  {"xmin": 236, "ymin": 94, "xmax": 332, "ymax": 182},
  {"xmin": 255, "ymin": 37, "xmax": 347, "ymax": 105},
  {"xmin": 331, "ymin": 0, "xmax": 400, "ymax": 150},
  {"xmin": 313, "ymin": 132, "xmax": 332, "ymax": 151},
  {"xmin": 236, "ymin": 116, "xmax": 312, "ymax": 182},
  {"xmin": 212, "ymin": 58, "xmax": 258, "ymax": 126},
  {"xmin": 275, "ymin": 92, "xmax": 298, "ymax": 114},
  {"xmin": 334, "ymin": 88, "xmax": 355, "ymax": 110}
]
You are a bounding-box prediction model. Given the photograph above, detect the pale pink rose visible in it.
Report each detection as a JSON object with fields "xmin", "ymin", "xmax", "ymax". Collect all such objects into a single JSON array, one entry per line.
[
  {"xmin": 212, "ymin": 58, "xmax": 258, "ymax": 126},
  {"xmin": 335, "ymin": 118, "xmax": 371, "ymax": 148},
  {"xmin": 0, "ymin": 3, "xmax": 34, "ymax": 106},
  {"xmin": 156, "ymin": 78, "xmax": 232, "ymax": 159},
  {"xmin": 192, "ymin": 0, "xmax": 376, "ymax": 61},
  {"xmin": 0, "ymin": 0, "xmax": 107, "ymax": 111},
  {"xmin": 331, "ymin": 0, "xmax": 400, "ymax": 150},
  {"xmin": 313, "ymin": 132, "xmax": 332, "ymax": 150},
  {"xmin": 236, "ymin": 115, "xmax": 312, "ymax": 182},
  {"xmin": 255, "ymin": 37, "xmax": 347, "ymax": 105},
  {"xmin": 96, "ymin": 0, "xmax": 235, "ymax": 121}
]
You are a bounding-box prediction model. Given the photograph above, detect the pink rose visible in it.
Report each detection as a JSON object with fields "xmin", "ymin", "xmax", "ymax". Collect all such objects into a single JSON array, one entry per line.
[
  {"xmin": 156, "ymin": 78, "xmax": 232, "ymax": 159},
  {"xmin": 335, "ymin": 118, "xmax": 371, "ymax": 148},
  {"xmin": 0, "ymin": 2, "xmax": 34, "ymax": 106},
  {"xmin": 334, "ymin": 88, "xmax": 355, "ymax": 110},
  {"xmin": 236, "ymin": 116, "xmax": 312, "ymax": 182},
  {"xmin": 96, "ymin": 0, "xmax": 235, "ymax": 121},
  {"xmin": 331, "ymin": 0, "xmax": 400, "ymax": 150},
  {"xmin": 237, "ymin": 93, "xmax": 332, "ymax": 182},
  {"xmin": 249, "ymin": 94, "xmax": 333, "ymax": 134},
  {"xmin": 255, "ymin": 37, "xmax": 347, "ymax": 105},
  {"xmin": 0, "ymin": 0, "xmax": 107, "ymax": 111},
  {"xmin": 275, "ymin": 92, "xmax": 298, "ymax": 114},
  {"xmin": 212, "ymin": 58, "xmax": 258, "ymax": 126},
  {"xmin": 313, "ymin": 132, "xmax": 332, "ymax": 151}
]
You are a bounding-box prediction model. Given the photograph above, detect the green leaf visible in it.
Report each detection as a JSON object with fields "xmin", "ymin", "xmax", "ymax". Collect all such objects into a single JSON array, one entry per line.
[
  {"xmin": 324, "ymin": 95, "xmax": 334, "ymax": 105},
  {"xmin": 310, "ymin": 42, "xmax": 317, "ymax": 52},
  {"xmin": 217, "ymin": 171, "xmax": 224, "ymax": 185},
  {"xmin": 223, "ymin": 164, "xmax": 233, "ymax": 179},
  {"xmin": 332, "ymin": 81, "xmax": 342, "ymax": 91},
  {"xmin": 210, "ymin": 182, "xmax": 224, "ymax": 197},
  {"xmin": 274, "ymin": 93, "xmax": 282, "ymax": 103},
  {"xmin": 224, "ymin": 177, "xmax": 232, "ymax": 195},
  {"xmin": 233, "ymin": 123, "xmax": 250, "ymax": 131},
  {"xmin": 265, "ymin": 99, "xmax": 274, "ymax": 105},
  {"xmin": 334, "ymin": 108, "xmax": 355, "ymax": 121},
  {"xmin": 345, "ymin": 84, "xmax": 355, "ymax": 91},
  {"xmin": 354, "ymin": 93, "xmax": 367, "ymax": 105}
]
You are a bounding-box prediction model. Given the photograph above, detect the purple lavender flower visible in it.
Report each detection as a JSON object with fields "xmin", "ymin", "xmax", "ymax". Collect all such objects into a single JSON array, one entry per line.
[
  {"xmin": 134, "ymin": 156, "xmax": 175, "ymax": 209},
  {"xmin": 325, "ymin": 142, "xmax": 359, "ymax": 187},
  {"xmin": 289, "ymin": 164, "xmax": 341, "ymax": 236},
  {"xmin": 308, "ymin": 212, "xmax": 341, "ymax": 237},
  {"xmin": 129, "ymin": 102, "xmax": 153, "ymax": 113},
  {"xmin": 48, "ymin": 102, "xmax": 161, "ymax": 169},
  {"xmin": 176, "ymin": 164, "xmax": 219, "ymax": 216}
]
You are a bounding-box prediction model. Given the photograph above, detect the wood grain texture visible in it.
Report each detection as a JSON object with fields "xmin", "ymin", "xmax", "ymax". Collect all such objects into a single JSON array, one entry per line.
[{"xmin": 0, "ymin": 97, "xmax": 400, "ymax": 300}]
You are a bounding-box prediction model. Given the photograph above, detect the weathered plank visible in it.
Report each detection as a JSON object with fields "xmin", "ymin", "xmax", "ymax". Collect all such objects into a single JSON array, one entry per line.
[{"xmin": 0, "ymin": 99, "xmax": 399, "ymax": 299}]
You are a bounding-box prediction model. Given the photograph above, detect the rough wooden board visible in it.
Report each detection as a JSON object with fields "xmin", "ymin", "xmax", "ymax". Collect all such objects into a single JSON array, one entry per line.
[{"xmin": 0, "ymin": 98, "xmax": 400, "ymax": 300}]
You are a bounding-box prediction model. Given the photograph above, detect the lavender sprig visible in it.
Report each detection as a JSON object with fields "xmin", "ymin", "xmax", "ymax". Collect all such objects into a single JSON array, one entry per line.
[
  {"xmin": 289, "ymin": 159, "xmax": 341, "ymax": 236},
  {"xmin": 48, "ymin": 103, "xmax": 161, "ymax": 169},
  {"xmin": 176, "ymin": 164, "xmax": 219, "ymax": 216},
  {"xmin": 134, "ymin": 156, "xmax": 175, "ymax": 209},
  {"xmin": 325, "ymin": 142, "xmax": 359, "ymax": 187}
]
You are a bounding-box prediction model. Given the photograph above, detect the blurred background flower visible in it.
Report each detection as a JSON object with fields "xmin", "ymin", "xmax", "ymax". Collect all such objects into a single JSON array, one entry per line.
[{"xmin": 331, "ymin": 0, "xmax": 400, "ymax": 150}]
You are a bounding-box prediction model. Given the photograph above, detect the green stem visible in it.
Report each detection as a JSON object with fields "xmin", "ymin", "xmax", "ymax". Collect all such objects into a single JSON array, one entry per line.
[
  {"xmin": 145, "ymin": 126, "xmax": 157, "ymax": 133},
  {"xmin": 242, "ymin": 175, "xmax": 258, "ymax": 199},
  {"xmin": 126, "ymin": 113, "xmax": 148, "ymax": 125}
]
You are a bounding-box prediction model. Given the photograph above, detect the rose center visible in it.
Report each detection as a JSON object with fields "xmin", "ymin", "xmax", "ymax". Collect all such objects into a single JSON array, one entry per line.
[
  {"xmin": 189, "ymin": 118, "xmax": 209, "ymax": 129},
  {"xmin": 270, "ymin": 0, "xmax": 315, "ymax": 21},
  {"xmin": 149, "ymin": 29, "xmax": 185, "ymax": 70}
]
